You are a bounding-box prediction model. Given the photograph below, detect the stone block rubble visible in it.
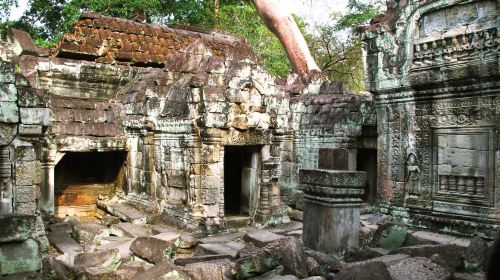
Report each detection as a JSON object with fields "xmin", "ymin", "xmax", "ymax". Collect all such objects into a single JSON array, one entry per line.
[{"xmin": 29, "ymin": 207, "xmax": 489, "ymax": 279}]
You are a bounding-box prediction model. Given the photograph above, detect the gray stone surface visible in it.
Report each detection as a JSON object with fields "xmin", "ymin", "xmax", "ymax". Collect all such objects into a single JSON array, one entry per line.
[
  {"xmin": 99, "ymin": 202, "xmax": 148, "ymax": 224},
  {"xmin": 183, "ymin": 259, "xmax": 233, "ymax": 280},
  {"xmin": 0, "ymin": 239, "xmax": 41, "ymax": 275},
  {"xmin": 387, "ymin": 257, "xmax": 452, "ymax": 280},
  {"xmin": 244, "ymin": 230, "xmax": 284, "ymax": 247},
  {"xmin": 130, "ymin": 232, "xmax": 180, "ymax": 263},
  {"xmin": 73, "ymin": 249, "xmax": 121, "ymax": 270},
  {"xmin": 110, "ymin": 223, "xmax": 152, "ymax": 238},
  {"xmin": 391, "ymin": 244, "xmax": 464, "ymax": 270},
  {"xmin": 98, "ymin": 238, "xmax": 135, "ymax": 260},
  {"xmin": 196, "ymin": 242, "xmax": 241, "ymax": 259},
  {"xmin": 139, "ymin": 259, "xmax": 190, "ymax": 280},
  {"xmin": 72, "ymin": 221, "xmax": 110, "ymax": 244},
  {"xmin": 47, "ymin": 229, "xmax": 83, "ymax": 255},
  {"xmin": 0, "ymin": 214, "xmax": 36, "ymax": 242}
]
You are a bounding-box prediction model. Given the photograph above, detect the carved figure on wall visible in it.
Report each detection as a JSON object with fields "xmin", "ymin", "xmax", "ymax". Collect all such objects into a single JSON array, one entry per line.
[
  {"xmin": 0, "ymin": 177, "xmax": 12, "ymax": 213},
  {"xmin": 405, "ymin": 152, "xmax": 421, "ymax": 196}
]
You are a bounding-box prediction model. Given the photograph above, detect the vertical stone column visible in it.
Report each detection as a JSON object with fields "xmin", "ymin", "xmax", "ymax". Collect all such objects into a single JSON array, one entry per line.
[
  {"xmin": 299, "ymin": 169, "xmax": 366, "ymax": 257},
  {"xmin": 0, "ymin": 147, "xmax": 13, "ymax": 213},
  {"xmin": 39, "ymin": 148, "xmax": 56, "ymax": 217}
]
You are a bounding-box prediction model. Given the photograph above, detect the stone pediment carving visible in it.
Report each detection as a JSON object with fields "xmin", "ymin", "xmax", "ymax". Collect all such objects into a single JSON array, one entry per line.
[{"xmin": 411, "ymin": 0, "xmax": 497, "ymax": 70}]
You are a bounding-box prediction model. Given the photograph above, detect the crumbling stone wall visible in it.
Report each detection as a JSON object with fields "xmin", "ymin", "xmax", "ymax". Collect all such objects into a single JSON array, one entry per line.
[
  {"xmin": 0, "ymin": 12, "xmax": 377, "ymax": 235},
  {"xmin": 120, "ymin": 41, "xmax": 290, "ymax": 231},
  {"xmin": 0, "ymin": 59, "xmax": 47, "ymax": 276},
  {"xmin": 363, "ymin": 0, "xmax": 499, "ymax": 236},
  {"xmin": 280, "ymin": 83, "xmax": 375, "ymax": 207}
]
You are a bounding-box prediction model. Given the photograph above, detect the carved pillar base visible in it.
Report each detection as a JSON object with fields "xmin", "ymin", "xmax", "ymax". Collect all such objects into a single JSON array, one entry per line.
[{"xmin": 299, "ymin": 169, "xmax": 366, "ymax": 257}]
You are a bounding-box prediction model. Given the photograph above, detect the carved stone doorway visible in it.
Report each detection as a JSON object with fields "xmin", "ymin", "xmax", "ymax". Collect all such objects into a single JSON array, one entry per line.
[
  {"xmin": 54, "ymin": 151, "xmax": 126, "ymax": 219},
  {"xmin": 223, "ymin": 146, "xmax": 260, "ymax": 217}
]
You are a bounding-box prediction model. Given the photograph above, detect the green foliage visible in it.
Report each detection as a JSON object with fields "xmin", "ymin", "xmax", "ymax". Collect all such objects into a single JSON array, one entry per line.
[
  {"xmin": 0, "ymin": 0, "xmax": 17, "ymax": 21},
  {"xmin": 334, "ymin": 0, "xmax": 383, "ymax": 31},
  {"xmin": 307, "ymin": 24, "xmax": 365, "ymax": 91},
  {"xmin": 204, "ymin": 2, "xmax": 290, "ymax": 78}
]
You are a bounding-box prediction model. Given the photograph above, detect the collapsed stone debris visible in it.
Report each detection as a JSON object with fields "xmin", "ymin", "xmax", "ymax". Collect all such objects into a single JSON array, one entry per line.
[{"xmin": 0, "ymin": 0, "xmax": 498, "ymax": 277}]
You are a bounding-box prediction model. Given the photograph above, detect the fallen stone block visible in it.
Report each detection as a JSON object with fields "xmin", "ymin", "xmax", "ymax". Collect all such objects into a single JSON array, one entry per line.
[
  {"xmin": 246, "ymin": 265, "xmax": 284, "ymax": 280},
  {"xmin": 49, "ymin": 223, "xmax": 73, "ymax": 234},
  {"xmin": 464, "ymin": 237, "xmax": 491, "ymax": 272},
  {"xmin": 199, "ymin": 231, "xmax": 245, "ymax": 244},
  {"xmin": 100, "ymin": 215, "xmax": 121, "ymax": 227},
  {"xmin": 52, "ymin": 253, "xmax": 77, "ymax": 279},
  {"xmin": 139, "ymin": 259, "xmax": 190, "ymax": 280},
  {"xmin": 233, "ymin": 246, "xmax": 283, "ymax": 279},
  {"xmin": 47, "ymin": 228, "xmax": 83, "ymax": 254},
  {"xmin": 305, "ymin": 256, "xmax": 321, "ymax": 276},
  {"xmin": 151, "ymin": 224, "xmax": 198, "ymax": 249},
  {"xmin": 73, "ymin": 249, "xmax": 121, "ymax": 271},
  {"xmin": 336, "ymin": 254, "xmax": 441, "ymax": 280},
  {"xmin": 114, "ymin": 262, "xmax": 150, "ymax": 279},
  {"xmin": 244, "ymin": 230, "xmax": 284, "ymax": 247},
  {"xmin": 110, "ymin": 223, "xmax": 151, "ymax": 238},
  {"xmin": 274, "ymin": 237, "xmax": 308, "ymax": 278},
  {"xmin": 196, "ymin": 242, "xmax": 243, "ymax": 259},
  {"xmin": 98, "ymin": 238, "xmax": 135, "ymax": 260},
  {"xmin": 0, "ymin": 239, "xmax": 41, "ymax": 275},
  {"xmin": 100, "ymin": 236, "xmax": 131, "ymax": 245},
  {"xmin": 73, "ymin": 221, "xmax": 110, "ymax": 244},
  {"xmin": 98, "ymin": 202, "xmax": 147, "ymax": 224},
  {"xmin": 387, "ymin": 257, "xmax": 452, "ymax": 280},
  {"xmin": 174, "ymin": 254, "xmax": 232, "ymax": 266},
  {"xmin": 234, "ymin": 236, "xmax": 307, "ymax": 279},
  {"xmin": 130, "ymin": 232, "xmax": 180, "ymax": 264},
  {"xmin": 183, "ymin": 259, "xmax": 233, "ymax": 280},
  {"xmin": 76, "ymin": 266, "xmax": 115, "ymax": 280},
  {"xmin": 0, "ymin": 214, "xmax": 36, "ymax": 242},
  {"xmin": 345, "ymin": 246, "xmax": 389, "ymax": 262},
  {"xmin": 269, "ymin": 221, "xmax": 303, "ymax": 235},
  {"xmin": 305, "ymin": 249, "xmax": 346, "ymax": 273},
  {"xmin": 390, "ymin": 244, "xmax": 464, "ymax": 270},
  {"xmin": 407, "ymin": 231, "xmax": 470, "ymax": 248}
]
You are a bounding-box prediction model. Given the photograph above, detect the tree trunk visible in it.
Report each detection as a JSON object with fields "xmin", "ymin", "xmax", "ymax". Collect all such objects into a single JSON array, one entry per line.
[{"xmin": 252, "ymin": 0, "xmax": 320, "ymax": 79}]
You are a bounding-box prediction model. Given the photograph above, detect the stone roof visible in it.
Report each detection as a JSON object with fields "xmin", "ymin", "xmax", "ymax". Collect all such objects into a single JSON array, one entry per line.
[{"xmin": 53, "ymin": 12, "xmax": 257, "ymax": 67}]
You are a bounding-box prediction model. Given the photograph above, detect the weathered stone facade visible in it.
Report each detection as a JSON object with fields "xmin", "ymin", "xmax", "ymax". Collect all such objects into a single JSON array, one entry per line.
[
  {"xmin": 362, "ymin": 0, "xmax": 499, "ymax": 236},
  {"xmin": 0, "ymin": 13, "xmax": 375, "ymax": 240}
]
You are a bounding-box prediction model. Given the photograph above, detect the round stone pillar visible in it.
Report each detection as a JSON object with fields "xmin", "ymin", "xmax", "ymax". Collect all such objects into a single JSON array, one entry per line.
[{"xmin": 299, "ymin": 169, "xmax": 366, "ymax": 258}]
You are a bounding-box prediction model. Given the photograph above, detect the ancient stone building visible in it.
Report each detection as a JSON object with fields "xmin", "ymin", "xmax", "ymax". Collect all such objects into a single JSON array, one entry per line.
[
  {"xmin": 362, "ymin": 0, "xmax": 499, "ymax": 236},
  {"xmin": 0, "ymin": 12, "xmax": 374, "ymax": 238}
]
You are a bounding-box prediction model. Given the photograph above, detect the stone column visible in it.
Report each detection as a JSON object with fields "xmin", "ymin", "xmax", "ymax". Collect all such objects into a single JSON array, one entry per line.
[
  {"xmin": 39, "ymin": 148, "xmax": 57, "ymax": 217},
  {"xmin": 299, "ymin": 169, "xmax": 366, "ymax": 257},
  {"xmin": 39, "ymin": 161, "xmax": 55, "ymax": 217}
]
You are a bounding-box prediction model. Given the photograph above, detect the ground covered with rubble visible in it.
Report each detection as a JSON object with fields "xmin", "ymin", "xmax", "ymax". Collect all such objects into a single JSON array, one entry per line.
[{"xmin": 12, "ymin": 201, "xmax": 485, "ymax": 280}]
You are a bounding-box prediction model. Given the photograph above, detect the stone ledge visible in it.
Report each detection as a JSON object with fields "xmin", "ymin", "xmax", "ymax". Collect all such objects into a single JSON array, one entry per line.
[{"xmin": 299, "ymin": 169, "xmax": 366, "ymax": 188}]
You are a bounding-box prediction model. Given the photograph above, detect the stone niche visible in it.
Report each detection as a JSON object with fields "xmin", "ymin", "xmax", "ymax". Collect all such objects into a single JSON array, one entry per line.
[
  {"xmin": 362, "ymin": 0, "xmax": 499, "ymax": 236},
  {"xmin": 432, "ymin": 128, "xmax": 495, "ymax": 207},
  {"xmin": 54, "ymin": 151, "xmax": 127, "ymax": 218}
]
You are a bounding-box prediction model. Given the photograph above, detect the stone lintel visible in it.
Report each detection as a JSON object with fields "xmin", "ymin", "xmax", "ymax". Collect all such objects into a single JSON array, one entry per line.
[{"xmin": 299, "ymin": 169, "xmax": 367, "ymax": 188}]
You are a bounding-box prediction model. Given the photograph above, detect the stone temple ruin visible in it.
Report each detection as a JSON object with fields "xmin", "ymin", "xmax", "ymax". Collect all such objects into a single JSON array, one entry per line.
[{"xmin": 0, "ymin": 0, "xmax": 498, "ymax": 278}]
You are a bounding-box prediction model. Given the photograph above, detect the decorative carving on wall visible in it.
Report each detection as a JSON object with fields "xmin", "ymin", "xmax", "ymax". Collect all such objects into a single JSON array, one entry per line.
[
  {"xmin": 405, "ymin": 153, "xmax": 421, "ymax": 196},
  {"xmin": 432, "ymin": 127, "xmax": 495, "ymax": 206},
  {"xmin": 412, "ymin": 27, "xmax": 498, "ymax": 68}
]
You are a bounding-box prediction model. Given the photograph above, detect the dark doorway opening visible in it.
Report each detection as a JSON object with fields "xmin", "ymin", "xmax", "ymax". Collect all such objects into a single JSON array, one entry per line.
[
  {"xmin": 55, "ymin": 151, "xmax": 126, "ymax": 218},
  {"xmin": 224, "ymin": 146, "xmax": 259, "ymax": 216},
  {"xmin": 356, "ymin": 149, "xmax": 377, "ymax": 202}
]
